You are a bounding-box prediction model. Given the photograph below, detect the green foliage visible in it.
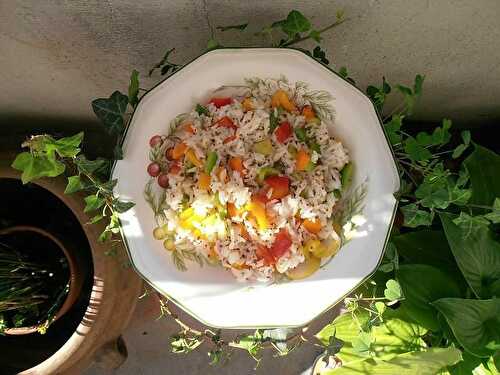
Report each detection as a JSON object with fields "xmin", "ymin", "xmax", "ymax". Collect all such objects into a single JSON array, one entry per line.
[
  {"xmin": 433, "ymin": 298, "xmax": 500, "ymax": 358},
  {"xmin": 128, "ymin": 69, "xmax": 140, "ymax": 107},
  {"xmin": 464, "ymin": 144, "xmax": 500, "ymax": 206},
  {"xmin": 149, "ymin": 48, "xmax": 180, "ymax": 76},
  {"xmin": 367, "ymin": 77, "xmax": 391, "ymax": 112},
  {"xmin": 92, "ymin": 91, "xmax": 129, "ymax": 136},
  {"xmin": 384, "ymin": 279, "xmax": 403, "ymax": 302},
  {"xmin": 216, "ymin": 23, "xmax": 248, "ymax": 32}
]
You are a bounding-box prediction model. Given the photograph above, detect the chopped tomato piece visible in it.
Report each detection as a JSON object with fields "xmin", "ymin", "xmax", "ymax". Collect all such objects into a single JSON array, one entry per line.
[
  {"xmin": 301, "ymin": 105, "xmax": 316, "ymax": 120},
  {"xmin": 214, "ymin": 116, "xmax": 238, "ymax": 131},
  {"xmin": 223, "ymin": 135, "xmax": 237, "ymax": 144},
  {"xmin": 256, "ymin": 244, "xmax": 275, "ymax": 265},
  {"xmin": 169, "ymin": 162, "xmax": 181, "ymax": 175},
  {"xmin": 209, "ymin": 97, "xmax": 232, "ymax": 108},
  {"xmin": 172, "ymin": 142, "xmax": 188, "ymax": 160},
  {"xmin": 303, "ymin": 219, "xmax": 322, "ymax": 234},
  {"xmin": 228, "ymin": 157, "xmax": 246, "ymax": 176},
  {"xmin": 264, "ymin": 175, "xmax": 290, "ymax": 200},
  {"xmin": 269, "ymin": 228, "xmax": 292, "ymax": 259},
  {"xmin": 295, "ymin": 149, "xmax": 310, "ymax": 171},
  {"xmin": 275, "ymin": 122, "xmax": 292, "ymax": 143},
  {"xmin": 252, "ymin": 190, "xmax": 270, "ymax": 204}
]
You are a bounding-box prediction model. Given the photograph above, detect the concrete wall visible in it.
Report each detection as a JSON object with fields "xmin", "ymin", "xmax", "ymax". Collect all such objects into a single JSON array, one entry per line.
[{"xmin": 1, "ymin": 0, "xmax": 500, "ymax": 134}]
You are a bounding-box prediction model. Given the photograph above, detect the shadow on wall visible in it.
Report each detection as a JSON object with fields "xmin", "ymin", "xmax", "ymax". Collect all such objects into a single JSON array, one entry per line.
[{"xmin": 0, "ymin": 114, "xmax": 114, "ymax": 159}]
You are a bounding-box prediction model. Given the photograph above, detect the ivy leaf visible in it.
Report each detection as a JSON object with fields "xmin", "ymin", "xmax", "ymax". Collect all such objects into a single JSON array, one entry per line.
[
  {"xmin": 312, "ymin": 46, "xmax": 329, "ymax": 65},
  {"xmin": 262, "ymin": 327, "xmax": 294, "ymax": 355},
  {"xmin": 51, "ymin": 132, "xmax": 84, "ymax": 157},
  {"xmin": 404, "ymin": 136, "xmax": 432, "ymax": 162},
  {"xmin": 325, "ymin": 347, "xmax": 462, "ymax": 374},
  {"xmin": 309, "ymin": 29, "xmax": 322, "ymax": 42},
  {"xmin": 113, "ymin": 200, "xmax": 135, "ymax": 213},
  {"xmin": 351, "ymin": 331, "xmax": 373, "ymax": 357},
  {"xmin": 113, "ymin": 143, "xmax": 124, "ymax": 160},
  {"xmin": 74, "ymin": 155, "xmax": 109, "ymax": 175},
  {"xmin": 367, "ymin": 77, "xmax": 391, "ymax": 112},
  {"xmin": 384, "ymin": 114, "xmax": 403, "ymax": 145},
  {"xmin": 84, "ymin": 195, "xmax": 105, "ymax": 213},
  {"xmin": 452, "ymin": 212, "xmax": 490, "ymax": 229},
  {"xmin": 281, "ymin": 10, "xmax": 311, "ymax": 38},
  {"xmin": 397, "ymin": 264, "xmax": 461, "ymax": 331},
  {"xmin": 440, "ymin": 213, "xmax": 500, "ymax": 299},
  {"xmin": 216, "ymin": 23, "xmax": 248, "ymax": 31},
  {"xmin": 88, "ymin": 214, "xmax": 105, "ymax": 224},
  {"xmin": 206, "ymin": 38, "xmax": 219, "ymax": 51},
  {"xmin": 400, "ymin": 203, "xmax": 434, "ymax": 227},
  {"xmin": 464, "ymin": 144, "xmax": 500, "ymax": 206},
  {"xmin": 128, "ymin": 69, "xmax": 139, "ymax": 107},
  {"xmin": 433, "ymin": 298, "xmax": 500, "ymax": 358},
  {"xmin": 384, "ymin": 279, "xmax": 403, "ymax": 301},
  {"xmin": 484, "ymin": 198, "xmax": 500, "ymax": 223},
  {"xmin": 11, "ymin": 152, "xmax": 65, "ymax": 184},
  {"xmin": 149, "ymin": 48, "xmax": 180, "ymax": 77},
  {"xmin": 378, "ymin": 242, "xmax": 398, "ymax": 273},
  {"xmin": 338, "ymin": 66, "xmax": 356, "ymax": 85},
  {"xmin": 64, "ymin": 175, "xmax": 85, "ymax": 194},
  {"xmin": 92, "ymin": 91, "xmax": 129, "ymax": 135},
  {"xmin": 233, "ymin": 330, "xmax": 264, "ymax": 361}
]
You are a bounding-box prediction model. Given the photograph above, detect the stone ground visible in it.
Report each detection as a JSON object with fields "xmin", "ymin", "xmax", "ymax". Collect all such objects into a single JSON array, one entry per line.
[{"xmin": 83, "ymin": 291, "xmax": 342, "ymax": 375}]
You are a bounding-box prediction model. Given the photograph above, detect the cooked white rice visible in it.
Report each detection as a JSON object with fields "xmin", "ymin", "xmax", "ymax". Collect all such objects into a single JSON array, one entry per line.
[{"xmin": 146, "ymin": 77, "xmax": 350, "ymax": 282}]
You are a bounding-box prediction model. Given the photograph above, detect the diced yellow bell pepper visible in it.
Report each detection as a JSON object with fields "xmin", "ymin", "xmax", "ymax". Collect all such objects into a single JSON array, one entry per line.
[
  {"xmin": 247, "ymin": 199, "xmax": 269, "ymax": 230},
  {"xmin": 185, "ymin": 148, "xmax": 203, "ymax": 168},
  {"xmin": 253, "ymin": 139, "xmax": 273, "ymax": 155},
  {"xmin": 198, "ymin": 172, "xmax": 211, "ymax": 190},
  {"xmin": 271, "ymin": 89, "xmax": 297, "ymax": 112},
  {"xmin": 286, "ymin": 256, "xmax": 321, "ymax": 280}
]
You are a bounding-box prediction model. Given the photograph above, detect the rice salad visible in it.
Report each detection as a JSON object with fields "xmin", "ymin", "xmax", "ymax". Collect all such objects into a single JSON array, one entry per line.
[{"xmin": 145, "ymin": 76, "xmax": 352, "ymax": 282}]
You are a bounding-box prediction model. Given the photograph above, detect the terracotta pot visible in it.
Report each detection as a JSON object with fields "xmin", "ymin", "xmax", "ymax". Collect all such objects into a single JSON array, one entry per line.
[
  {"xmin": 0, "ymin": 225, "xmax": 84, "ymax": 335},
  {"xmin": 0, "ymin": 153, "xmax": 143, "ymax": 374}
]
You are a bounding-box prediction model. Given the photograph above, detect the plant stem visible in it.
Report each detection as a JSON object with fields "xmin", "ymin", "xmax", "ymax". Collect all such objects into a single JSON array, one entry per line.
[{"xmin": 281, "ymin": 18, "xmax": 347, "ymax": 47}]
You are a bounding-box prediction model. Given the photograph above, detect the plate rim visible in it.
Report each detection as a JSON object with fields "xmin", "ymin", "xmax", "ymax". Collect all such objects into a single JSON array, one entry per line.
[{"xmin": 112, "ymin": 47, "xmax": 401, "ymax": 329}]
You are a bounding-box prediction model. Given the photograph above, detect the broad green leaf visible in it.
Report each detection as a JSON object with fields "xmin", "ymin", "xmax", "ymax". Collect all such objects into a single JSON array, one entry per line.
[
  {"xmin": 84, "ymin": 195, "xmax": 105, "ymax": 213},
  {"xmin": 113, "ymin": 200, "xmax": 135, "ymax": 213},
  {"xmin": 324, "ymin": 347, "xmax": 462, "ymax": 374},
  {"xmin": 452, "ymin": 212, "xmax": 490, "ymax": 229},
  {"xmin": 308, "ymin": 29, "xmax": 322, "ymax": 42},
  {"xmin": 128, "ymin": 69, "xmax": 139, "ymax": 107},
  {"xmin": 401, "ymin": 203, "xmax": 434, "ymax": 227},
  {"xmin": 99, "ymin": 179, "xmax": 118, "ymax": 192},
  {"xmin": 484, "ymin": 198, "xmax": 500, "ymax": 223},
  {"xmin": 433, "ymin": 298, "xmax": 500, "ymax": 358},
  {"xmin": 92, "ymin": 91, "xmax": 129, "ymax": 135},
  {"xmin": 64, "ymin": 175, "xmax": 85, "ymax": 194},
  {"xmin": 384, "ymin": 279, "xmax": 403, "ymax": 301},
  {"xmin": 397, "ymin": 264, "xmax": 461, "ymax": 331},
  {"xmin": 464, "ymin": 145, "xmax": 500, "ymax": 206},
  {"xmin": 453, "ymin": 144, "xmax": 467, "ymax": 159},
  {"xmin": 88, "ymin": 214, "xmax": 104, "ymax": 224},
  {"xmin": 440, "ymin": 213, "xmax": 500, "ymax": 298},
  {"xmin": 12, "ymin": 153, "xmax": 65, "ymax": 184},
  {"xmin": 449, "ymin": 351, "xmax": 494, "ymax": 375},
  {"xmin": 461, "ymin": 130, "xmax": 471, "ymax": 145},
  {"xmin": 316, "ymin": 310, "xmax": 370, "ymax": 345},
  {"xmin": 281, "ymin": 10, "xmax": 311, "ymax": 37},
  {"xmin": 384, "ymin": 115, "xmax": 403, "ymax": 145},
  {"xmin": 446, "ymin": 180, "xmax": 472, "ymax": 206},
  {"xmin": 404, "ymin": 136, "xmax": 432, "ymax": 162},
  {"xmin": 352, "ymin": 331, "xmax": 373, "ymax": 357}
]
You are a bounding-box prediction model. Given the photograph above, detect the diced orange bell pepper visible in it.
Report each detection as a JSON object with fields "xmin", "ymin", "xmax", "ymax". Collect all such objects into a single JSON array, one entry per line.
[
  {"xmin": 303, "ymin": 218, "xmax": 322, "ymax": 234},
  {"xmin": 295, "ymin": 149, "xmax": 310, "ymax": 171},
  {"xmin": 185, "ymin": 148, "xmax": 203, "ymax": 168},
  {"xmin": 271, "ymin": 89, "xmax": 297, "ymax": 112},
  {"xmin": 301, "ymin": 105, "xmax": 316, "ymax": 120},
  {"xmin": 233, "ymin": 223, "xmax": 251, "ymax": 240},
  {"xmin": 227, "ymin": 202, "xmax": 242, "ymax": 218},
  {"xmin": 172, "ymin": 142, "xmax": 188, "ymax": 160},
  {"xmin": 242, "ymin": 98, "xmax": 253, "ymax": 111},
  {"xmin": 198, "ymin": 172, "xmax": 211, "ymax": 190},
  {"xmin": 264, "ymin": 175, "xmax": 290, "ymax": 200},
  {"xmin": 214, "ymin": 116, "xmax": 238, "ymax": 131},
  {"xmin": 248, "ymin": 197, "xmax": 269, "ymax": 230},
  {"xmin": 228, "ymin": 157, "xmax": 246, "ymax": 176},
  {"xmin": 184, "ymin": 122, "xmax": 196, "ymax": 134}
]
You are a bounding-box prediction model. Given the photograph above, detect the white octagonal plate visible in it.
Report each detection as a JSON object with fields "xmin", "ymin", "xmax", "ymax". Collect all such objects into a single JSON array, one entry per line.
[{"xmin": 113, "ymin": 48, "xmax": 400, "ymax": 329}]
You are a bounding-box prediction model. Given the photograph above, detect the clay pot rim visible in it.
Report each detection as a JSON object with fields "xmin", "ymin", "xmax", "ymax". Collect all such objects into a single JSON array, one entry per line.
[{"xmin": 0, "ymin": 225, "xmax": 83, "ymax": 335}]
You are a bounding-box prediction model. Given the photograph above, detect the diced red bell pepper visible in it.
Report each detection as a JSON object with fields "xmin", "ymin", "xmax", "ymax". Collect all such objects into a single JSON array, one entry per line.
[
  {"xmin": 252, "ymin": 190, "xmax": 270, "ymax": 205},
  {"xmin": 209, "ymin": 97, "xmax": 232, "ymax": 108},
  {"xmin": 256, "ymin": 244, "xmax": 275, "ymax": 265},
  {"xmin": 275, "ymin": 122, "xmax": 292, "ymax": 143},
  {"xmin": 264, "ymin": 175, "xmax": 290, "ymax": 200},
  {"xmin": 223, "ymin": 135, "xmax": 237, "ymax": 144},
  {"xmin": 269, "ymin": 228, "xmax": 292, "ymax": 259},
  {"xmin": 214, "ymin": 116, "xmax": 238, "ymax": 131}
]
